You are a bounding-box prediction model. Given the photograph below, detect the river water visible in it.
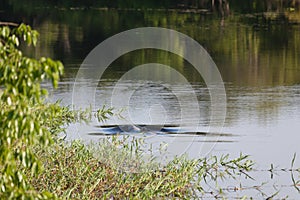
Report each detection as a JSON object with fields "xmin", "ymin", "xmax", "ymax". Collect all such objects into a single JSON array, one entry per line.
[{"xmin": 1, "ymin": 1, "xmax": 300, "ymax": 198}]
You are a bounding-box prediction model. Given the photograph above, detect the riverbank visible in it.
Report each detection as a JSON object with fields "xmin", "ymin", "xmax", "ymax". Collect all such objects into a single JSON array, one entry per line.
[{"xmin": 25, "ymin": 136, "xmax": 255, "ymax": 199}]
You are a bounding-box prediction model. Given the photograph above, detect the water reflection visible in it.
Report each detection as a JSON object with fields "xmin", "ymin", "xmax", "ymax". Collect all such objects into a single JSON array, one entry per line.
[
  {"xmin": 2, "ymin": 8, "xmax": 298, "ymax": 87},
  {"xmin": 15, "ymin": 6, "xmax": 299, "ymax": 128}
]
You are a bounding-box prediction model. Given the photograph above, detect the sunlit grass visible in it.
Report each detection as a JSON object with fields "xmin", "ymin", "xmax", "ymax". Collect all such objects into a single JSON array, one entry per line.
[{"xmin": 25, "ymin": 136, "xmax": 255, "ymax": 199}]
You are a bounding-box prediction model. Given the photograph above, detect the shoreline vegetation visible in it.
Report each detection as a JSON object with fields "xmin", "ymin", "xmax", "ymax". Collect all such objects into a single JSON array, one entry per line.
[
  {"xmin": 1, "ymin": 24, "xmax": 300, "ymax": 199},
  {"xmin": 26, "ymin": 138, "xmax": 255, "ymax": 199}
]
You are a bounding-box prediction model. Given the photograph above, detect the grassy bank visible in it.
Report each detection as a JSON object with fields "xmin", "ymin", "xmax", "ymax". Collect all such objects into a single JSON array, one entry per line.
[{"xmin": 23, "ymin": 136, "xmax": 254, "ymax": 199}]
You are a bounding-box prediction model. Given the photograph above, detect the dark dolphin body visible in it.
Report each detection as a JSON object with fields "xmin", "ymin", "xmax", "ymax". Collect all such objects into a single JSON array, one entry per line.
[
  {"xmin": 88, "ymin": 124, "xmax": 182, "ymax": 135},
  {"xmin": 87, "ymin": 124, "xmax": 235, "ymax": 137}
]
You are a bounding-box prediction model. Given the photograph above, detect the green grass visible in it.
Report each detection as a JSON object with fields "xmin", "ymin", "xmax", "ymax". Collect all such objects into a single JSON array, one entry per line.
[{"xmin": 24, "ymin": 136, "xmax": 254, "ymax": 199}]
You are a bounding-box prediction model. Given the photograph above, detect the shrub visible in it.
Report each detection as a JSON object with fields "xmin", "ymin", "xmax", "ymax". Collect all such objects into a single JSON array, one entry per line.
[{"xmin": 0, "ymin": 23, "xmax": 63, "ymax": 199}]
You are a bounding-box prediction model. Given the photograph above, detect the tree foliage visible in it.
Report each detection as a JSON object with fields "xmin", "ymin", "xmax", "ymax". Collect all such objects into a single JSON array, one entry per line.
[{"xmin": 0, "ymin": 23, "xmax": 63, "ymax": 199}]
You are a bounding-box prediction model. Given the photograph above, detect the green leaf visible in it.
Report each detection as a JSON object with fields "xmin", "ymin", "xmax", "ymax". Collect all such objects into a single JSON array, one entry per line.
[{"xmin": 1, "ymin": 26, "xmax": 10, "ymax": 38}]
